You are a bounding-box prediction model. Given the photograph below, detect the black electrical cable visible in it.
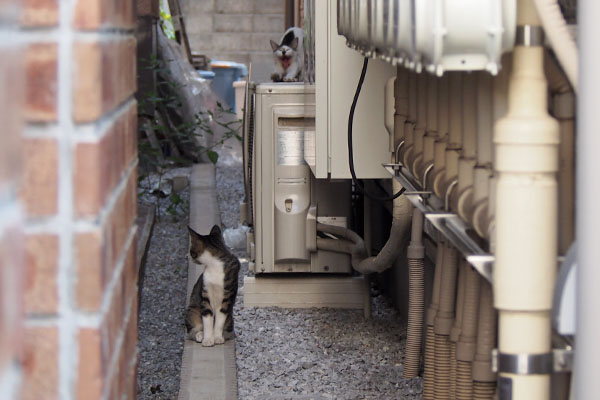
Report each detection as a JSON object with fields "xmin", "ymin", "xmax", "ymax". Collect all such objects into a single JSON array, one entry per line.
[{"xmin": 348, "ymin": 57, "xmax": 406, "ymax": 201}]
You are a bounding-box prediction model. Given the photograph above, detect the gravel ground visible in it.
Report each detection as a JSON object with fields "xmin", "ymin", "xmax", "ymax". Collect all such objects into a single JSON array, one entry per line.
[
  {"xmin": 216, "ymin": 162, "xmax": 424, "ymax": 399},
  {"xmin": 137, "ymin": 174, "xmax": 191, "ymax": 400}
]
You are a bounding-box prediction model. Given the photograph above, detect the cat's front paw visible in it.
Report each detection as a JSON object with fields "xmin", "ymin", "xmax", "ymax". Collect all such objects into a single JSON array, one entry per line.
[
  {"xmin": 271, "ymin": 73, "xmax": 282, "ymax": 82},
  {"xmin": 194, "ymin": 331, "xmax": 203, "ymax": 343},
  {"xmin": 283, "ymin": 77, "xmax": 299, "ymax": 82},
  {"xmin": 202, "ymin": 337, "xmax": 215, "ymax": 347},
  {"xmin": 214, "ymin": 336, "xmax": 225, "ymax": 345}
]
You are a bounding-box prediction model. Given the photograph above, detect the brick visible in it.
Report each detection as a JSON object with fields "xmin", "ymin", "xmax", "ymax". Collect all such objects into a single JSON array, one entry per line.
[
  {"xmin": 24, "ymin": 234, "xmax": 58, "ymax": 314},
  {"xmin": 22, "ymin": 326, "xmax": 58, "ymax": 400},
  {"xmin": 25, "ymin": 42, "xmax": 58, "ymax": 122},
  {"xmin": 77, "ymin": 328, "xmax": 105, "ymax": 400},
  {"xmin": 215, "ymin": 0, "xmax": 254, "ymax": 14},
  {"xmin": 185, "ymin": 14, "xmax": 213, "ymax": 35},
  {"xmin": 76, "ymin": 230, "xmax": 105, "ymax": 311},
  {"xmin": 214, "ymin": 14, "xmax": 252, "ymax": 33},
  {"xmin": 255, "ymin": 0, "xmax": 284, "ymax": 13},
  {"xmin": 252, "ymin": 14, "xmax": 284, "ymax": 33},
  {"xmin": 74, "ymin": 0, "xmax": 135, "ymax": 30},
  {"xmin": 21, "ymin": 0, "xmax": 59, "ymax": 27},
  {"xmin": 19, "ymin": 138, "xmax": 58, "ymax": 217},
  {"xmin": 74, "ymin": 102, "xmax": 137, "ymax": 216},
  {"xmin": 73, "ymin": 38, "xmax": 136, "ymax": 122}
]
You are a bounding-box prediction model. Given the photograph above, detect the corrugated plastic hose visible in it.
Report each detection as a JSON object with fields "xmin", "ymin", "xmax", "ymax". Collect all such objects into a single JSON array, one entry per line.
[
  {"xmin": 423, "ymin": 244, "xmax": 445, "ymax": 399},
  {"xmin": 472, "ymin": 281, "xmax": 497, "ymax": 399},
  {"xmin": 455, "ymin": 265, "xmax": 481, "ymax": 399},
  {"xmin": 450, "ymin": 261, "xmax": 467, "ymax": 399},
  {"xmin": 434, "ymin": 245, "xmax": 458, "ymax": 399},
  {"xmin": 404, "ymin": 208, "xmax": 425, "ymax": 378}
]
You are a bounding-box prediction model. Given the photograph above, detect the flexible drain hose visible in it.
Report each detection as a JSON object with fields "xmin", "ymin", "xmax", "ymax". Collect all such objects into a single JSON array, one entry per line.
[
  {"xmin": 315, "ymin": 194, "xmax": 412, "ymax": 275},
  {"xmin": 404, "ymin": 208, "xmax": 425, "ymax": 378},
  {"xmin": 434, "ymin": 245, "xmax": 459, "ymax": 399},
  {"xmin": 532, "ymin": 0, "xmax": 578, "ymax": 91},
  {"xmin": 455, "ymin": 265, "xmax": 481, "ymax": 400},
  {"xmin": 450, "ymin": 260, "xmax": 467, "ymax": 399},
  {"xmin": 472, "ymin": 280, "xmax": 497, "ymax": 399},
  {"xmin": 423, "ymin": 243, "xmax": 445, "ymax": 399}
]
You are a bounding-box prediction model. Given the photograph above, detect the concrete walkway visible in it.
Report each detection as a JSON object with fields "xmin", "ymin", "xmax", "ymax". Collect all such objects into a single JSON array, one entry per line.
[{"xmin": 178, "ymin": 164, "xmax": 238, "ymax": 400}]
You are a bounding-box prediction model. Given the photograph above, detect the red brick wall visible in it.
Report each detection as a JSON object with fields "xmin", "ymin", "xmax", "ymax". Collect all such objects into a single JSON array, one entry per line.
[{"xmin": 0, "ymin": 0, "xmax": 139, "ymax": 398}]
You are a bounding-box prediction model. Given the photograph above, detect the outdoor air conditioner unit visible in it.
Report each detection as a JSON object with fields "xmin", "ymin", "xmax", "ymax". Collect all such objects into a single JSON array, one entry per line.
[{"xmin": 245, "ymin": 83, "xmax": 352, "ymax": 275}]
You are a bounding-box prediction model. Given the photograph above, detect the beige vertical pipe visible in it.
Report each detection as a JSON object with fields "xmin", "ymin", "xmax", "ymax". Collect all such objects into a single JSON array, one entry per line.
[
  {"xmin": 450, "ymin": 260, "xmax": 468, "ymax": 399},
  {"xmin": 404, "ymin": 208, "xmax": 425, "ymax": 378},
  {"xmin": 402, "ymin": 71, "xmax": 418, "ymax": 168},
  {"xmin": 432, "ymin": 76, "xmax": 449, "ymax": 198},
  {"xmin": 394, "ymin": 66, "xmax": 409, "ymax": 153},
  {"xmin": 494, "ymin": 0, "xmax": 560, "ymax": 398},
  {"xmin": 411, "ymin": 73, "xmax": 428, "ymax": 179},
  {"xmin": 423, "ymin": 243, "xmax": 445, "ymax": 400},
  {"xmin": 486, "ymin": 53, "xmax": 511, "ymax": 242},
  {"xmin": 472, "ymin": 73, "xmax": 494, "ymax": 237},
  {"xmin": 433, "ymin": 243, "xmax": 458, "ymax": 399},
  {"xmin": 443, "ymin": 72, "xmax": 463, "ymax": 210},
  {"xmin": 472, "ymin": 281, "xmax": 497, "ymax": 399},
  {"xmin": 455, "ymin": 265, "xmax": 481, "ymax": 400},
  {"xmin": 420, "ymin": 75, "xmax": 438, "ymax": 188},
  {"xmin": 544, "ymin": 53, "xmax": 574, "ymax": 254},
  {"xmin": 455, "ymin": 72, "xmax": 477, "ymax": 220}
]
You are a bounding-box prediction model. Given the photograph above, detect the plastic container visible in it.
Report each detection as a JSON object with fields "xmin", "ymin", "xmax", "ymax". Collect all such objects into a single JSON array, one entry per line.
[
  {"xmin": 197, "ymin": 70, "xmax": 216, "ymax": 80},
  {"xmin": 209, "ymin": 61, "xmax": 248, "ymax": 110}
]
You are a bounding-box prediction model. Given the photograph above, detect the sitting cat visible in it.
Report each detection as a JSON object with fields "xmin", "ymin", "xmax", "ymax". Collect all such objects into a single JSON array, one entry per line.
[
  {"xmin": 186, "ymin": 225, "xmax": 240, "ymax": 347},
  {"xmin": 270, "ymin": 27, "xmax": 304, "ymax": 82}
]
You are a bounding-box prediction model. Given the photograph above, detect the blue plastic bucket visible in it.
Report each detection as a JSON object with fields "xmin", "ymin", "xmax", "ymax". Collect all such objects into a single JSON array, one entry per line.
[{"xmin": 209, "ymin": 61, "xmax": 248, "ymax": 110}]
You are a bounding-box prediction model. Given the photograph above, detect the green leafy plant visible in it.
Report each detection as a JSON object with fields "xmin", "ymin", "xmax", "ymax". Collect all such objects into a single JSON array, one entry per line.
[{"xmin": 137, "ymin": 55, "xmax": 242, "ymax": 219}]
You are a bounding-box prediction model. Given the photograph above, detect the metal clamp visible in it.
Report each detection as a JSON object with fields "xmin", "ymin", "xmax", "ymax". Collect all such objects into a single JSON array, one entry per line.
[
  {"xmin": 492, "ymin": 348, "xmax": 573, "ymax": 375},
  {"xmin": 516, "ymin": 25, "xmax": 545, "ymax": 47}
]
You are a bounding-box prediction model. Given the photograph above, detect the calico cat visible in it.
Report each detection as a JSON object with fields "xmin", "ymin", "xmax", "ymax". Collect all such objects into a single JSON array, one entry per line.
[
  {"xmin": 270, "ymin": 27, "xmax": 304, "ymax": 82},
  {"xmin": 186, "ymin": 225, "xmax": 240, "ymax": 347}
]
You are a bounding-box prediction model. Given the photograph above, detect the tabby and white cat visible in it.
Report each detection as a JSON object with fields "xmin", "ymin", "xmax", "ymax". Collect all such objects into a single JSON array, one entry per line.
[
  {"xmin": 270, "ymin": 27, "xmax": 304, "ymax": 82},
  {"xmin": 186, "ymin": 225, "xmax": 240, "ymax": 347}
]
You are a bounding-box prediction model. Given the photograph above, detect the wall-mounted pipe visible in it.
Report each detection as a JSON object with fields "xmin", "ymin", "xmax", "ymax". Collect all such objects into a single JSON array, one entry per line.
[
  {"xmin": 423, "ymin": 243, "xmax": 445, "ymax": 400},
  {"xmin": 433, "ymin": 243, "xmax": 458, "ymax": 399},
  {"xmin": 544, "ymin": 52, "xmax": 574, "ymax": 255},
  {"xmin": 394, "ymin": 67, "xmax": 409, "ymax": 154},
  {"xmin": 455, "ymin": 72, "xmax": 477, "ymax": 220},
  {"xmin": 471, "ymin": 73, "xmax": 494, "ymax": 237},
  {"xmin": 419, "ymin": 75, "xmax": 438, "ymax": 188},
  {"xmin": 432, "ymin": 75, "xmax": 449, "ymax": 198},
  {"xmin": 401, "ymin": 71, "xmax": 418, "ymax": 168},
  {"xmin": 442, "ymin": 72, "xmax": 463, "ymax": 210},
  {"xmin": 410, "ymin": 73, "xmax": 429, "ymax": 180},
  {"xmin": 493, "ymin": 0, "xmax": 559, "ymax": 397},
  {"xmin": 404, "ymin": 207, "xmax": 425, "ymax": 379}
]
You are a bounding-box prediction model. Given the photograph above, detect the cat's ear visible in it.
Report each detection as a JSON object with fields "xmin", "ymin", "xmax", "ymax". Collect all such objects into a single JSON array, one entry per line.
[
  {"xmin": 209, "ymin": 224, "xmax": 222, "ymax": 237},
  {"xmin": 290, "ymin": 37, "xmax": 298, "ymax": 50},
  {"xmin": 270, "ymin": 40, "xmax": 279, "ymax": 52},
  {"xmin": 188, "ymin": 225, "xmax": 202, "ymax": 239}
]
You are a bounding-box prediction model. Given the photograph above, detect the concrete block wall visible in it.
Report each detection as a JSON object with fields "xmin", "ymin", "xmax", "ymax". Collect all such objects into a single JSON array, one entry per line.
[
  {"xmin": 180, "ymin": 0, "xmax": 286, "ymax": 82},
  {"xmin": 0, "ymin": 0, "xmax": 139, "ymax": 398}
]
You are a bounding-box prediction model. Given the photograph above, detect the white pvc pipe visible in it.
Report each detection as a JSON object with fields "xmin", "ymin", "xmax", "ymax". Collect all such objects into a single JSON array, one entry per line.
[
  {"xmin": 532, "ymin": 0, "xmax": 578, "ymax": 91},
  {"xmin": 575, "ymin": 0, "xmax": 600, "ymax": 397}
]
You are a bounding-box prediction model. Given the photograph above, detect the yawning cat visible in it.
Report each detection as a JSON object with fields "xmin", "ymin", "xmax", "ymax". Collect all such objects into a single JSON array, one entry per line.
[
  {"xmin": 270, "ymin": 27, "xmax": 304, "ymax": 82},
  {"xmin": 186, "ymin": 225, "xmax": 240, "ymax": 346}
]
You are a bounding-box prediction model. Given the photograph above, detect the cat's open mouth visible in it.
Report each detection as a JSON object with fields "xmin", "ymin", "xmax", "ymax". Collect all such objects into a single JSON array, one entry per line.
[{"xmin": 279, "ymin": 56, "xmax": 292, "ymax": 70}]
